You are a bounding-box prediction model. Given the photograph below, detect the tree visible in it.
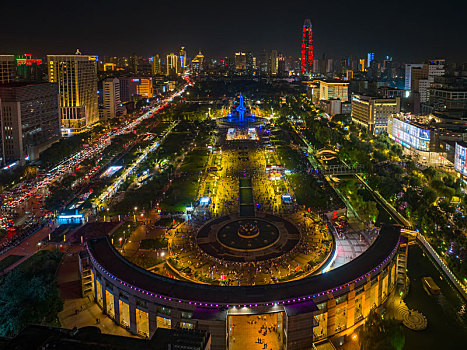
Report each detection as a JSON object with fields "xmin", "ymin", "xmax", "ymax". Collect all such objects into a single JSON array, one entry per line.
[
  {"xmin": 0, "ymin": 251, "xmax": 63, "ymax": 337},
  {"xmin": 359, "ymin": 309, "xmax": 405, "ymax": 350}
]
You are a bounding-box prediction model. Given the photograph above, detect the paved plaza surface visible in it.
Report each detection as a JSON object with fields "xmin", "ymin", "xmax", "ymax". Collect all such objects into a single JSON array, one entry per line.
[
  {"xmin": 329, "ymin": 228, "xmax": 369, "ymax": 271},
  {"xmin": 228, "ymin": 313, "xmax": 283, "ymax": 350},
  {"xmin": 57, "ymin": 250, "xmax": 134, "ymax": 338},
  {"xmin": 115, "ymin": 122, "xmax": 370, "ymax": 288}
]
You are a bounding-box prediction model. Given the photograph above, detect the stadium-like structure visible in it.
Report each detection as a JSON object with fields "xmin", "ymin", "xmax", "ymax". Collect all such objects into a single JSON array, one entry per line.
[{"xmin": 80, "ymin": 224, "xmax": 406, "ymax": 349}]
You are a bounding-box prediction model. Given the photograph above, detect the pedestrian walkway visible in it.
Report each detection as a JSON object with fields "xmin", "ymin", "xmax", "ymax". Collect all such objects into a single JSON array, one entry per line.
[
  {"xmin": 57, "ymin": 250, "xmax": 135, "ymax": 338},
  {"xmin": 393, "ymin": 299, "xmax": 427, "ymax": 330},
  {"xmin": 386, "ymin": 288, "xmax": 427, "ymax": 331}
]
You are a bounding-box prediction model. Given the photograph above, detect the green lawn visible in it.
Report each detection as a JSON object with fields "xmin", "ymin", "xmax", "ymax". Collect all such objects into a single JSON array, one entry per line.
[
  {"xmin": 158, "ymin": 132, "xmax": 190, "ymax": 160},
  {"xmin": 275, "ymin": 145, "xmax": 307, "ymax": 172},
  {"xmin": 159, "ymin": 175, "xmax": 199, "ymax": 212},
  {"xmin": 139, "ymin": 238, "xmax": 168, "ymax": 250},
  {"xmin": 179, "ymin": 149, "xmax": 209, "ymax": 173},
  {"xmin": 288, "ymin": 173, "xmax": 329, "ymax": 209}
]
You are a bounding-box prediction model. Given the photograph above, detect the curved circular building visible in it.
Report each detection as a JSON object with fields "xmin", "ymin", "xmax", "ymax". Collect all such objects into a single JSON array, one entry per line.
[{"xmin": 81, "ymin": 224, "xmax": 404, "ymax": 350}]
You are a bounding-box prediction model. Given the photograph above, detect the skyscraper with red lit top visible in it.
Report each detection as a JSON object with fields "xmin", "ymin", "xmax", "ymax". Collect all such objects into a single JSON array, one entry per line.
[{"xmin": 301, "ymin": 19, "xmax": 313, "ymax": 73}]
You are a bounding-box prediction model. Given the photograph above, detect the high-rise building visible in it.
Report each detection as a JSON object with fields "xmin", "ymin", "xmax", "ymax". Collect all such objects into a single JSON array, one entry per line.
[
  {"xmin": 15, "ymin": 54, "xmax": 45, "ymax": 82},
  {"xmin": 234, "ymin": 52, "xmax": 247, "ymax": 72},
  {"xmin": 277, "ymin": 54, "xmax": 286, "ymax": 77},
  {"xmin": 300, "ymin": 19, "xmax": 313, "ymax": 74},
  {"xmin": 129, "ymin": 54, "xmax": 139, "ymax": 74},
  {"xmin": 410, "ymin": 60, "xmax": 445, "ymax": 112},
  {"xmin": 404, "ymin": 63, "xmax": 424, "ymax": 91},
  {"xmin": 246, "ymin": 52, "xmax": 254, "ymax": 75},
  {"xmin": 151, "ymin": 54, "xmax": 162, "ymax": 75},
  {"xmin": 0, "ymin": 82, "xmax": 60, "ymax": 164},
  {"xmin": 259, "ymin": 50, "xmax": 269, "ymax": 76},
  {"xmin": 359, "ymin": 59, "xmax": 366, "ymax": 72},
  {"xmin": 166, "ymin": 53, "xmax": 178, "ymax": 76},
  {"xmin": 136, "ymin": 77, "xmax": 153, "ymax": 98},
  {"xmin": 47, "ymin": 54, "xmax": 99, "ymax": 135},
  {"xmin": 179, "ymin": 47, "xmax": 187, "ymax": 71},
  {"xmin": 319, "ymin": 81, "xmax": 349, "ymax": 102},
  {"xmin": 118, "ymin": 77, "xmax": 138, "ymax": 103},
  {"xmin": 191, "ymin": 51, "xmax": 204, "ymax": 75},
  {"xmin": 325, "ymin": 58, "xmax": 333, "ymax": 73},
  {"xmin": 312, "ymin": 59, "xmax": 319, "ymax": 74},
  {"xmin": 269, "ymin": 50, "xmax": 278, "ymax": 76},
  {"xmin": 382, "ymin": 56, "xmax": 393, "ymax": 79},
  {"xmin": 351, "ymin": 94, "xmax": 401, "ymax": 134},
  {"xmin": 103, "ymin": 63, "xmax": 116, "ymax": 72},
  {"xmin": 366, "ymin": 52, "xmax": 374, "ymax": 68},
  {"xmin": 102, "ymin": 78, "xmax": 122, "ymax": 120},
  {"xmin": 0, "ymin": 55, "xmax": 16, "ymax": 83}
]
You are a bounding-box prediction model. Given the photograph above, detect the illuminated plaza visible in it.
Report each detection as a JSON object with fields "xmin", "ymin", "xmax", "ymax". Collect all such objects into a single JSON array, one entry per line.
[
  {"xmin": 2, "ymin": 4, "xmax": 467, "ymax": 349},
  {"xmin": 81, "ymin": 95, "xmax": 406, "ymax": 349}
]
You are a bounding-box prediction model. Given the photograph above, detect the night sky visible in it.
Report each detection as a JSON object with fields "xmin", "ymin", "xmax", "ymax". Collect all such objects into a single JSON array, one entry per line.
[{"xmin": 2, "ymin": 0, "xmax": 466, "ymax": 62}]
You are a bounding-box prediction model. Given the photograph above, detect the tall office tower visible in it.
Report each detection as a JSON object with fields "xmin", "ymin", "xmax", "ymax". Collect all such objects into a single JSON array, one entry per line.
[
  {"xmin": 246, "ymin": 52, "xmax": 254, "ymax": 75},
  {"xmin": 410, "ymin": 59, "xmax": 445, "ymax": 109},
  {"xmin": 117, "ymin": 57, "xmax": 129, "ymax": 70},
  {"xmin": 359, "ymin": 59, "xmax": 366, "ymax": 72},
  {"xmin": 367, "ymin": 52, "xmax": 375, "ymax": 68},
  {"xmin": 129, "ymin": 54, "xmax": 139, "ymax": 74},
  {"xmin": 118, "ymin": 77, "xmax": 137, "ymax": 103},
  {"xmin": 428, "ymin": 59, "xmax": 445, "ymax": 78},
  {"xmin": 151, "ymin": 54, "xmax": 162, "ymax": 75},
  {"xmin": 312, "ymin": 59, "xmax": 319, "ymax": 73},
  {"xmin": 0, "ymin": 82, "xmax": 60, "ymax": 165},
  {"xmin": 383, "ymin": 56, "xmax": 393, "ymax": 79},
  {"xmin": 0, "ymin": 55, "xmax": 16, "ymax": 83},
  {"xmin": 102, "ymin": 78, "xmax": 122, "ymax": 120},
  {"xmin": 136, "ymin": 78, "xmax": 153, "ymax": 98},
  {"xmin": 301, "ymin": 19, "xmax": 313, "ymax": 73},
  {"xmin": 269, "ymin": 50, "xmax": 278, "ymax": 76},
  {"xmin": 139, "ymin": 58, "xmax": 152, "ymax": 75},
  {"xmin": 15, "ymin": 54, "xmax": 45, "ymax": 82},
  {"xmin": 326, "ymin": 58, "xmax": 333, "ymax": 73},
  {"xmin": 191, "ymin": 51, "xmax": 204, "ymax": 74},
  {"xmin": 166, "ymin": 53, "xmax": 178, "ymax": 76},
  {"xmin": 351, "ymin": 94, "xmax": 401, "ymax": 135},
  {"xmin": 319, "ymin": 81, "xmax": 349, "ymax": 102},
  {"xmin": 259, "ymin": 50, "xmax": 269, "ymax": 76},
  {"xmin": 405, "ymin": 63, "xmax": 426, "ymax": 91},
  {"xmin": 277, "ymin": 54, "xmax": 286, "ymax": 77},
  {"xmin": 47, "ymin": 54, "xmax": 99, "ymax": 135},
  {"xmin": 234, "ymin": 52, "xmax": 247, "ymax": 72},
  {"xmin": 179, "ymin": 47, "xmax": 187, "ymax": 70}
]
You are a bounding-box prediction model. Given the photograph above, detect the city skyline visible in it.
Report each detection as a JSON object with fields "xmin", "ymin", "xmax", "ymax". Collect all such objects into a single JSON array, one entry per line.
[
  {"xmin": 2, "ymin": 0, "xmax": 467, "ymax": 61},
  {"xmin": 1, "ymin": 2, "xmax": 467, "ymax": 349}
]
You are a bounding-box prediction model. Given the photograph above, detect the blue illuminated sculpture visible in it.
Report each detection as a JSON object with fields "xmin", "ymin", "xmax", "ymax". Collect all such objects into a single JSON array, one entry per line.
[{"xmin": 236, "ymin": 94, "xmax": 246, "ymax": 121}]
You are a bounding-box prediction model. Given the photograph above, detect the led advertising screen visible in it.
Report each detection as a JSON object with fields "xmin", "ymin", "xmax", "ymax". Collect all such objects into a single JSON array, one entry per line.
[
  {"xmin": 455, "ymin": 143, "xmax": 467, "ymax": 177},
  {"xmin": 391, "ymin": 119, "xmax": 430, "ymax": 151}
]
